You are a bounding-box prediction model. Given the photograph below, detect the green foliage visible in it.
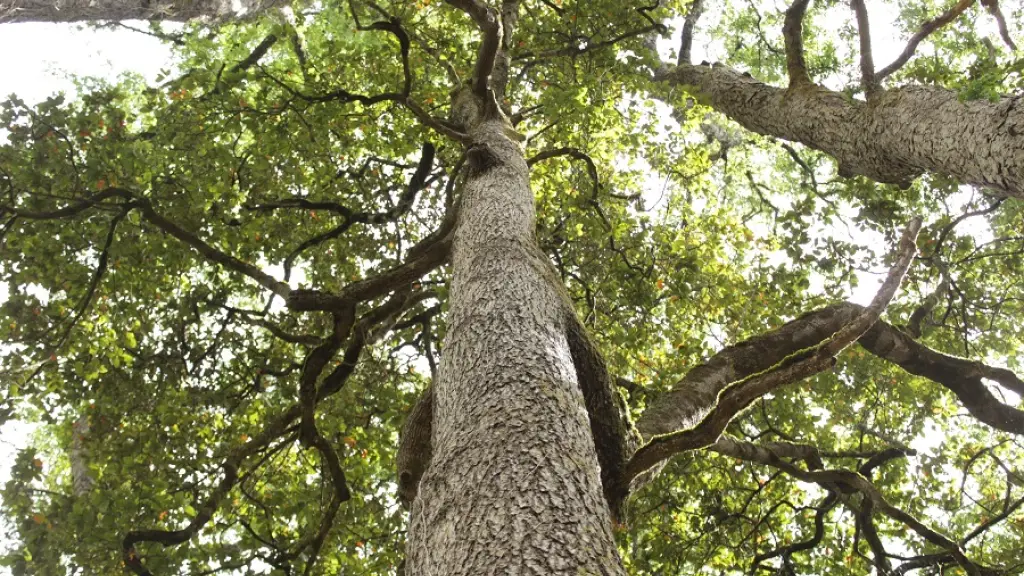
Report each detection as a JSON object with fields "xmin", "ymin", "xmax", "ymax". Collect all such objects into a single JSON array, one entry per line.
[{"xmin": 1, "ymin": 0, "xmax": 1023, "ymax": 575}]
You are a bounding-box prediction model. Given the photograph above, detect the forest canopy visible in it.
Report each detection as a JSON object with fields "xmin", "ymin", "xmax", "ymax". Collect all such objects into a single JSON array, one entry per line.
[{"xmin": 1, "ymin": 0, "xmax": 1023, "ymax": 574}]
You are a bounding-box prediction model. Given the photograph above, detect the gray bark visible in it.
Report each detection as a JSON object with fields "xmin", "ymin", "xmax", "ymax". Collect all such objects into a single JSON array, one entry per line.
[
  {"xmin": 637, "ymin": 302, "xmax": 1024, "ymax": 441},
  {"xmin": 658, "ymin": 63, "xmax": 1024, "ymax": 198},
  {"xmin": 405, "ymin": 98, "xmax": 626, "ymax": 575},
  {"xmin": 70, "ymin": 414, "xmax": 94, "ymax": 496},
  {"xmin": 0, "ymin": 0, "xmax": 288, "ymax": 23}
]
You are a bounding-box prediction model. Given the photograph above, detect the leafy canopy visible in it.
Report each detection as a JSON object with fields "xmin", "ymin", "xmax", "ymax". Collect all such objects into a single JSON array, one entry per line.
[{"xmin": 1, "ymin": 0, "xmax": 1023, "ymax": 574}]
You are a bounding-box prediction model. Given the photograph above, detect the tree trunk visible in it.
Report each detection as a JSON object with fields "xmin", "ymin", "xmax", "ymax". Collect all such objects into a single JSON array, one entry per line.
[
  {"xmin": 658, "ymin": 63, "xmax": 1024, "ymax": 198},
  {"xmin": 70, "ymin": 413, "xmax": 94, "ymax": 496},
  {"xmin": 405, "ymin": 96, "xmax": 626, "ymax": 575},
  {"xmin": 0, "ymin": 0, "xmax": 288, "ymax": 23}
]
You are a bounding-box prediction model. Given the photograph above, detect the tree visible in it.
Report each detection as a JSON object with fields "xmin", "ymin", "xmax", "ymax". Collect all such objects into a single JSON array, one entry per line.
[
  {"xmin": 0, "ymin": 0, "xmax": 290, "ymax": 24},
  {"xmin": 1, "ymin": 0, "xmax": 1023, "ymax": 575}
]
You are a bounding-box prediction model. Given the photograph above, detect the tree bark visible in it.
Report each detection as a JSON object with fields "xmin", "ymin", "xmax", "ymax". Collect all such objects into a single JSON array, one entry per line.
[
  {"xmin": 0, "ymin": 0, "xmax": 288, "ymax": 23},
  {"xmin": 405, "ymin": 96, "xmax": 626, "ymax": 575},
  {"xmin": 637, "ymin": 302, "xmax": 1024, "ymax": 441},
  {"xmin": 70, "ymin": 413, "xmax": 94, "ymax": 496},
  {"xmin": 657, "ymin": 63, "xmax": 1024, "ymax": 198}
]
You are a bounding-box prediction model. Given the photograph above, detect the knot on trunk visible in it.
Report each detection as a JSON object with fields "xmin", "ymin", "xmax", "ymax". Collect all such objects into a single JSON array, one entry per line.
[{"xmin": 396, "ymin": 387, "xmax": 434, "ymax": 508}]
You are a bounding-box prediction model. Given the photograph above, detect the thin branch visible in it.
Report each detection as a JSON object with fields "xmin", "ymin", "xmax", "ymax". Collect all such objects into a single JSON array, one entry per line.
[
  {"xmin": 133, "ymin": 195, "xmax": 292, "ymax": 298},
  {"xmin": 121, "ymin": 289, "xmax": 424, "ymax": 575},
  {"xmin": 3, "ymin": 188, "xmax": 292, "ymax": 320},
  {"xmin": 527, "ymin": 147, "xmax": 600, "ymax": 198},
  {"xmin": 751, "ymin": 491, "xmax": 838, "ymax": 572},
  {"xmin": 515, "ymin": 24, "xmax": 662, "ymax": 63},
  {"xmin": 714, "ymin": 435, "xmax": 988, "ymax": 576},
  {"xmin": 281, "ymin": 142, "xmax": 436, "ymax": 278},
  {"xmin": 876, "ymin": 0, "xmax": 975, "ymax": 82},
  {"xmin": 286, "ymin": 197, "xmax": 459, "ymax": 312},
  {"xmin": 981, "ymin": 0, "xmax": 1017, "ymax": 50}
]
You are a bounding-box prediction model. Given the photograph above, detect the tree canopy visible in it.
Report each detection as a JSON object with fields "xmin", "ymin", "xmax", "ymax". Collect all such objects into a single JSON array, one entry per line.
[{"xmin": 1, "ymin": 0, "xmax": 1023, "ymax": 574}]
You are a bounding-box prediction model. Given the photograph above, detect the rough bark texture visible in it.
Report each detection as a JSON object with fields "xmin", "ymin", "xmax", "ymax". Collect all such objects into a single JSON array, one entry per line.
[
  {"xmin": 658, "ymin": 63, "xmax": 1024, "ymax": 198},
  {"xmin": 70, "ymin": 414, "xmax": 94, "ymax": 496},
  {"xmin": 0, "ymin": 0, "xmax": 288, "ymax": 23},
  {"xmin": 638, "ymin": 302, "xmax": 1024, "ymax": 441},
  {"xmin": 405, "ymin": 95, "xmax": 626, "ymax": 575},
  {"xmin": 397, "ymin": 388, "xmax": 433, "ymax": 509}
]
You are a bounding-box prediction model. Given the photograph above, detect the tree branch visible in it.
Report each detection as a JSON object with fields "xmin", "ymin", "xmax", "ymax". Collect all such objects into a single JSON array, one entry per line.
[
  {"xmin": 121, "ymin": 289, "xmax": 425, "ymax": 575},
  {"xmin": 782, "ymin": 0, "xmax": 813, "ymax": 87},
  {"xmin": 678, "ymin": 0, "xmax": 705, "ymax": 65},
  {"xmin": 133, "ymin": 195, "xmax": 292, "ymax": 298},
  {"xmin": 626, "ymin": 218, "xmax": 921, "ymax": 485},
  {"xmin": 876, "ymin": 0, "xmax": 975, "ymax": 83},
  {"xmin": 850, "ymin": 0, "xmax": 878, "ymax": 95},
  {"xmin": 443, "ymin": 0, "xmax": 502, "ymax": 98},
  {"xmin": 286, "ymin": 196, "xmax": 459, "ymax": 312},
  {"xmin": 527, "ymin": 147, "xmax": 600, "ymax": 198},
  {"xmin": 712, "ymin": 435, "xmax": 989, "ymax": 576}
]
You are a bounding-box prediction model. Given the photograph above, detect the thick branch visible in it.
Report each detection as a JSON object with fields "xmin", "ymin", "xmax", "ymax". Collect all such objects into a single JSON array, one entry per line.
[
  {"xmin": 657, "ymin": 63, "xmax": 1024, "ymax": 197},
  {"xmin": 782, "ymin": 0, "xmax": 813, "ymax": 86},
  {"xmin": 850, "ymin": 0, "xmax": 877, "ymax": 95},
  {"xmin": 678, "ymin": 0, "xmax": 704, "ymax": 65},
  {"xmin": 626, "ymin": 219, "xmax": 920, "ymax": 484},
  {"xmin": 444, "ymin": 0, "xmax": 501, "ymax": 97}
]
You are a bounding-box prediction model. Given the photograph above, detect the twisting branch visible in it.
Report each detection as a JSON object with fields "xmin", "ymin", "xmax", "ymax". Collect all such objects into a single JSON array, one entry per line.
[
  {"xmin": 443, "ymin": 0, "xmax": 502, "ymax": 97},
  {"xmin": 251, "ymin": 3, "xmax": 467, "ymax": 142},
  {"xmin": 750, "ymin": 491, "xmax": 838, "ymax": 572},
  {"xmin": 122, "ymin": 289, "xmax": 427, "ymax": 575},
  {"xmin": 875, "ymin": 0, "xmax": 975, "ymax": 82},
  {"xmin": 2, "ymin": 188, "xmax": 292, "ymax": 298},
  {"xmin": 625, "ymin": 217, "xmax": 921, "ymax": 486},
  {"xmin": 850, "ymin": 0, "xmax": 878, "ymax": 95},
  {"xmin": 286, "ymin": 196, "xmax": 460, "ymax": 312},
  {"xmin": 281, "ymin": 141, "xmax": 436, "ymax": 278},
  {"xmin": 981, "ymin": 0, "xmax": 1017, "ymax": 50},
  {"xmin": 527, "ymin": 147, "xmax": 600, "ymax": 197},
  {"xmin": 348, "ymin": 2, "xmax": 412, "ymax": 96},
  {"xmin": 713, "ymin": 435, "xmax": 990, "ymax": 576},
  {"xmin": 782, "ymin": 0, "xmax": 813, "ymax": 87}
]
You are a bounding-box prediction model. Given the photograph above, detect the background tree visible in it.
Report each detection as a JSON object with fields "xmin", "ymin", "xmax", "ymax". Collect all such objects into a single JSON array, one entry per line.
[
  {"xmin": 1, "ymin": 0, "xmax": 1023, "ymax": 575},
  {"xmin": 0, "ymin": 0, "xmax": 290, "ymax": 24}
]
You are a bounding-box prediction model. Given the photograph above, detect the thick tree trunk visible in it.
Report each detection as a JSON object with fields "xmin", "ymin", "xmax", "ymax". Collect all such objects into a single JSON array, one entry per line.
[
  {"xmin": 405, "ymin": 101, "xmax": 626, "ymax": 574},
  {"xmin": 658, "ymin": 63, "xmax": 1024, "ymax": 198},
  {"xmin": 0, "ymin": 0, "xmax": 287, "ymax": 23}
]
